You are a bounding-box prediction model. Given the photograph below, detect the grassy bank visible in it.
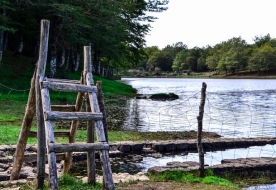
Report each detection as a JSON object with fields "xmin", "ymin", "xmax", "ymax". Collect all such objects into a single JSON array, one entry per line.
[{"xmin": 120, "ymin": 69, "xmax": 276, "ymax": 79}]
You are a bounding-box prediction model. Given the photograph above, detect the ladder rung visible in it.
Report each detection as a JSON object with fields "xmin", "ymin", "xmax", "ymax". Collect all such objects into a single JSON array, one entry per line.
[
  {"xmin": 45, "ymin": 111, "xmax": 103, "ymax": 121},
  {"xmin": 42, "ymin": 81, "xmax": 97, "ymax": 93},
  {"xmin": 47, "ymin": 78, "xmax": 80, "ymax": 84},
  {"xmin": 29, "ymin": 131, "xmax": 70, "ymax": 138},
  {"xmin": 49, "ymin": 142, "xmax": 109, "ymax": 153},
  {"xmin": 51, "ymin": 105, "xmax": 75, "ymax": 112}
]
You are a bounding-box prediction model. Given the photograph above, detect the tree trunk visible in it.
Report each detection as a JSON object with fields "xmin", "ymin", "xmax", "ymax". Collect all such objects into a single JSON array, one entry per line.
[
  {"xmin": 14, "ymin": 26, "xmax": 24, "ymax": 56},
  {"xmin": 97, "ymin": 52, "xmax": 101, "ymax": 75},
  {"xmin": 58, "ymin": 49, "xmax": 65, "ymax": 68},
  {"xmin": 64, "ymin": 48, "xmax": 70, "ymax": 71},
  {"xmin": 3, "ymin": 31, "xmax": 8, "ymax": 50},
  {"xmin": 48, "ymin": 47, "xmax": 57, "ymax": 78},
  {"xmin": 71, "ymin": 48, "xmax": 75, "ymax": 72},
  {"xmin": 0, "ymin": 30, "xmax": 3, "ymax": 64},
  {"xmin": 73, "ymin": 45, "xmax": 80, "ymax": 72}
]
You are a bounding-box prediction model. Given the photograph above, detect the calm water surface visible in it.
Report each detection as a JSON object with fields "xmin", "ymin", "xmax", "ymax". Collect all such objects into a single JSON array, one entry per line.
[
  {"xmin": 117, "ymin": 78, "xmax": 276, "ymax": 189},
  {"xmin": 121, "ymin": 78, "xmax": 276, "ymax": 138}
]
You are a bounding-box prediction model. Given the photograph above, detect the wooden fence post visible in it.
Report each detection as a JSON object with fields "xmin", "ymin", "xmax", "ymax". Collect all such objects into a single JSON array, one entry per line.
[
  {"xmin": 197, "ymin": 82, "xmax": 207, "ymax": 177},
  {"xmin": 36, "ymin": 19, "xmax": 50, "ymax": 189},
  {"xmin": 84, "ymin": 46, "xmax": 96, "ymax": 184}
]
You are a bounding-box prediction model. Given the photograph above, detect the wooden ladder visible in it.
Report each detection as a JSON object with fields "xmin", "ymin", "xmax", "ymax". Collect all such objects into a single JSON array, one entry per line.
[{"xmin": 10, "ymin": 20, "xmax": 114, "ymax": 190}]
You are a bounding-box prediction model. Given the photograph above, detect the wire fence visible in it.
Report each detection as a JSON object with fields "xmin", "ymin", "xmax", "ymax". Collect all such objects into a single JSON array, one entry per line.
[{"xmin": 1, "ymin": 80, "xmax": 276, "ymax": 182}]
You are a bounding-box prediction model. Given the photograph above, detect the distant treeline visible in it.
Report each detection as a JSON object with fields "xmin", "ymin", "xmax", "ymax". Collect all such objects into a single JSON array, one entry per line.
[{"xmin": 140, "ymin": 34, "xmax": 276, "ymax": 75}]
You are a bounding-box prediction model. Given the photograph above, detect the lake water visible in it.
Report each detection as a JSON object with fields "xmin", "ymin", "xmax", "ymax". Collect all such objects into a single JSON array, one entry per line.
[
  {"xmin": 121, "ymin": 78, "xmax": 276, "ymax": 138},
  {"xmin": 117, "ymin": 78, "xmax": 276, "ymax": 189}
]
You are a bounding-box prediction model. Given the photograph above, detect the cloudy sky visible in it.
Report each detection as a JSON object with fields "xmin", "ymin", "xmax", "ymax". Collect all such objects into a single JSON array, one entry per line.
[{"xmin": 145, "ymin": 0, "xmax": 276, "ymax": 49}]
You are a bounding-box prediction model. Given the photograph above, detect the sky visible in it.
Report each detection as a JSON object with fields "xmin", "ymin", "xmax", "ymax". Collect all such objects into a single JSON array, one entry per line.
[{"xmin": 145, "ymin": 0, "xmax": 276, "ymax": 49}]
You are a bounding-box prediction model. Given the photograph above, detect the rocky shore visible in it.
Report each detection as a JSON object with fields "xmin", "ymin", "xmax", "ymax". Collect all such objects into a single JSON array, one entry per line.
[{"xmin": 0, "ymin": 137, "xmax": 275, "ymax": 188}]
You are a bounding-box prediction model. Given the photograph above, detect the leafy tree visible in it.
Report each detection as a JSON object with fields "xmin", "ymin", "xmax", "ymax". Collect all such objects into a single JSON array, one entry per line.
[
  {"xmin": 248, "ymin": 44, "xmax": 276, "ymax": 74},
  {"xmin": 253, "ymin": 34, "xmax": 271, "ymax": 48}
]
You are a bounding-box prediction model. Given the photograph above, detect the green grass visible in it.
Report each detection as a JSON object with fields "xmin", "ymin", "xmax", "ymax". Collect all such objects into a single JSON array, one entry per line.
[
  {"xmin": 148, "ymin": 170, "xmax": 238, "ymax": 189},
  {"xmin": 0, "ymin": 125, "xmax": 221, "ymax": 145},
  {"xmin": 19, "ymin": 174, "xmax": 102, "ymax": 190}
]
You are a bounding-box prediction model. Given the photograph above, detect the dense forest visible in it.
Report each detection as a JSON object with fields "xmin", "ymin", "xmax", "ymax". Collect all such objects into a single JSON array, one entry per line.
[
  {"xmin": 0, "ymin": 0, "xmax": 169, "ymax": 78},
  {"xmin": 1, "ymin": 0, "xmax": 276, "ymax": 78}
]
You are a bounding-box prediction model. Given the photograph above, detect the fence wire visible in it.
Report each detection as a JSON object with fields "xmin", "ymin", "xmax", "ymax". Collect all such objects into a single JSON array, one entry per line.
[{"xmin": 1, "ymin": 81, "xmax": 276, "ymax": 181}]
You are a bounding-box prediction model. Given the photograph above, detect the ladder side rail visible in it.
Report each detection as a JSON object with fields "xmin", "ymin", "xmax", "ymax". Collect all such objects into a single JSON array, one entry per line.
[
  {"xmin": 41, "ymin": 87, "xmax": 58, "ymax": 190},
  {"xmin": 84, "ymin": 46, "xmax": 96, "ymax": 184},
  {"xmin": 86, "ymin": 72, "xmax": 115, "ymax": 190},
  {"xmin": 10, "ymin": 72, "xmax": 36, "ymax": 180},
  {"xmin": 36, "ymin": 19, "xmax": 50, "ymax": 189}
]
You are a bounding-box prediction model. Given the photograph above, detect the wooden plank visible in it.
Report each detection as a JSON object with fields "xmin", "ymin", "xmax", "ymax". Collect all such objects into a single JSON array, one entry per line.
[
  {"xmin": 86, "ymin": 72, "xmax": 115, "ymax": 189},
  {"xmin": 47, "ymin": 78, "xmax": 80, "ymax": 84},
  {"xmin": 42, "ymin": 81, "xmax": 97, "ymax": 93},
  {"xmin": 41, "ymin": 87, "xmax": 58, "ymax": 189},
  {"xmin": 49, "ymin": 142, "xmax": 109, "ymax": 153},
  {"xmin": 45, "ymin": 111, "xmax": 103, "ymax": 121},
  {"xmin": 29, "ymin": 131, "xmax": 70, "ymax": 138},
  {"xmin": 84, "ymin": 46, "xmax": 96, "ymax": 184},
  {"xmin": 36, "ymin": 19, "xmax": 50, "ymax": 189},
  {"xmin": 36, "ymin": 77, "xmax": 47, "ymax": 188},
  {"xmin": 51, "ymin": 105, "xmax": 75, "ymax": 112},
  {"xmin": 86, "ymin": 73, "xmax": 106, "ymax": 141},
  {"xmin": 10, "ymin": 72, "xmax": 36, "ymax": 180}
]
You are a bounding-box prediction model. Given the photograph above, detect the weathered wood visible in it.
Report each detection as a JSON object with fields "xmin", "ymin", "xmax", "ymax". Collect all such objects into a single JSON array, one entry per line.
[
  {"xmin": 197, "ymin": 82, "xmax": 207, "ymax": 178},
  {"xmin": 48, "ymin": 152, "xmax": 58, "ymax": 190},
  {"xmin": 84, "ymin": 46, "xmax": 96, "ymax": 184},
  {"xmin": 47, "ymin": 78, "xmax": 80, "ymax": 84},
  {"xmin": 42, "ymin": 81, "xmax": 97, "ymax": 93},
  {"xmin": 49, "ymin": 142, "xmax": 109, "ymax": 153},
  {"xmin": 51, "ymin": 105, "xmax": 75, "ymax": 112},
  {"xmin": 36, "ymin": 72, "xmax": 46, "ymax": 186},
  {"xmin": 35, "ymin": 20, "xmax": 50, "ymax": 189},
  {"xmin": 86, "ymin": 73, "xmax": 106, "ymax": 142},
  {"xmin": 86, "ymin": 72, "xmax": 115, "ymax": 189},
  {"xmin": 36, "ymin": 20, "xmax": 50, "ymax": 189},
  {"xmin": 29, "ymin": 131, "xmax": 70, "ymax": 138},
  {"xmin": 45, "ymin": 111, "xmax": 103, "ymax": 121},
  {"xmin": 96, "ymin": 81, "xmax": 108, "ymax": 142},
  {"xmin": 41, "ymin": 87, "xmax": 58, "ymax": 189},
  {"xmin": 101, "ymin": 151, "xmax": 115, "ymax": 190},
  {"xmin": 10, "ymin": 71, "xmax": 36, "ymax": 180}
]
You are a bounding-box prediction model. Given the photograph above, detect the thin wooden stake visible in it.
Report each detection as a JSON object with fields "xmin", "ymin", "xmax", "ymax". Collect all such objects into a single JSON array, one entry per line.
[{"xmin": 197, "ymin": 82, "xmax": 207, "ymax": 177}]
